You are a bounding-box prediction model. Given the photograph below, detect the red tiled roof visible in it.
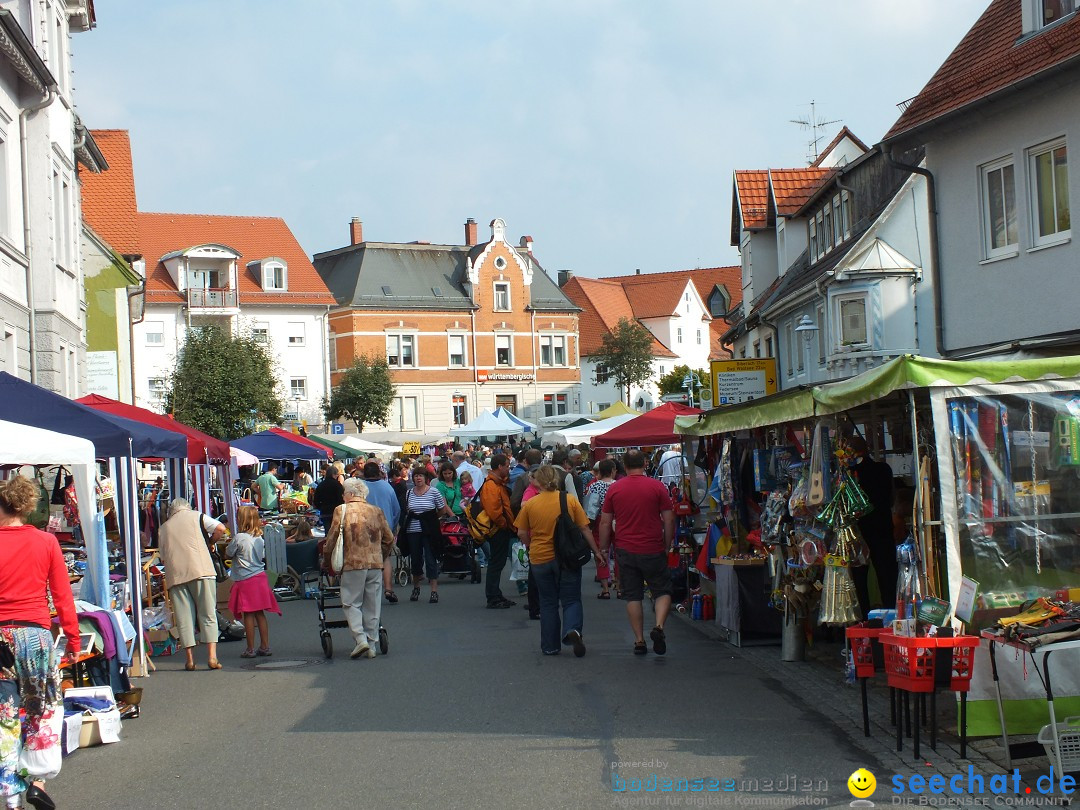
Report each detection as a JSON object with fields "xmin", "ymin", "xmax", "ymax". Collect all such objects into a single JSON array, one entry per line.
[
  {"xmin": 80, "ymin": 130, "xmax": 140, "ymax": 255},
  {"xmin": 770, "ymin": 168, "xmax": 837, "ymax": 216},
  {"xmin": 561, "ymin": 277, "xmax": 677, "ymax": 358},
  {"xmin": 810, "ymin": 126, "xmax": 869, "ymax": 167},
  {"xmin": 884, "ymin": 1, "xmax": 1080, "ymax": 142},
  {"xmin": 138, "ymin": 212, "xmax": 335, "ymax": 307},
  {"xmin": 734, "ymin": 170, "xmax": 770, "ymax": 230}
]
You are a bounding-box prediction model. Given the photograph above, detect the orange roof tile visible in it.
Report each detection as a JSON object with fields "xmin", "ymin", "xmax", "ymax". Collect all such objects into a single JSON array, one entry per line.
[
  {"xmin": 561, "ymin": 277, "xmax": 677, "ymax": 358},
  {"xmin": 80, "ymin": 130, "xmax": 140, "ymax": 255},
  {"xmin": 769, "ymin": 168, "xmax": 837, "ymax": 216},
  {"xmin": 734, "ymin": 170, "xmax": 770, "ymax": 230},
  {"xmin": 138, "ymin": 212, "xmax": 335, "ymax": 307},
  {"xmin": 884, "ymin": 1, "xmax": 1080, "ymax": 142}
]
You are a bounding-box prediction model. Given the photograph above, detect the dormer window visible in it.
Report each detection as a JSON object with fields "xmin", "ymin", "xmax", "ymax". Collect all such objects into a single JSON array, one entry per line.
[
  {"xmin": 260, "ymin": 259, "xmax": 288, "ymax": 291},
  {"xmin": 1023, "ymin": 0, "xmax": 1077, "ymax": 33},
  {"xmin": 1042, "ymin": 0, "xmax": 1076, "ymax": 25}
]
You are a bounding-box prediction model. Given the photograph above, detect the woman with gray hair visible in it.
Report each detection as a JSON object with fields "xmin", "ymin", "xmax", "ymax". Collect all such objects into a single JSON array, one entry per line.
[
  {"xmin": 158, "ymin": 498, "xmax": 227, "ymax": 670},
  {"xmin": 323, "ymin": 477, "xmax": 396, "ymax": 659}
]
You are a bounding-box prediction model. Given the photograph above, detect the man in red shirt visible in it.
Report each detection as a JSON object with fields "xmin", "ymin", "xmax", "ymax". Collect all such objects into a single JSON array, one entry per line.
[{"xmin": 598, "ymin": 450, "xmax": 675, "ymax": 655}]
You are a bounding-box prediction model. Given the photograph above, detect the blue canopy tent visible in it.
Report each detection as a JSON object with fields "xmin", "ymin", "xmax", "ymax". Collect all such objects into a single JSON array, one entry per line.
[
  {"xmin": 232, "ymin": 430, "xmax": 330, "ymax": 461},
  {"xmin": 492, "ymin": 406, "xmax": 537, "ymax": 433},
  {"xmin": 0, "ymin": 372, "xmax": 188, "ymax": 672}
]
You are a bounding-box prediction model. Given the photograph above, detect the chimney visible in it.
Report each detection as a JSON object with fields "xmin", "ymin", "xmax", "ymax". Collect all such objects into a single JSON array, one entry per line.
[
  {"xmin": 519, "ymin": 235, "xmax": 534, "ymax": 254},
  {"xmin": 558, "ymin": 270, "xmax": 573, "ymax": 287},
  {"xmin": 465, "ymin": 218, "xmax": 477, "ymax": 246},
  {"xmin": 635, "ymin": 268, "xmax": 641, "ymax": 275},
  {"xmin": 350, "ymin": 217, "xmax": 363, "ymax": 245}
]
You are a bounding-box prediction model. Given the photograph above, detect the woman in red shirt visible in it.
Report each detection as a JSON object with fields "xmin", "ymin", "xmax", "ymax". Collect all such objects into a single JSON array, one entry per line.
[{"xmin": 0, "ymin": 475, "xmax": 79, "ymax": 810}]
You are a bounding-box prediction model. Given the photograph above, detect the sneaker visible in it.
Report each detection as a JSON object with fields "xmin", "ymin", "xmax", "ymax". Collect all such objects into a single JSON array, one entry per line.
[
  {"xmin": 350, "ymin": 643, "xmax": 370, "ymax": 659},
  {"xmin": 565, "ymin": 629, "xmax": 586, "ymax": 658},
  {"xmin": 650, "ymin": 626, "xmax": 667, "ymax": 656},
  {"xmin": 364, "ymin": 647, "xmax": 377, "ymax": 659}
]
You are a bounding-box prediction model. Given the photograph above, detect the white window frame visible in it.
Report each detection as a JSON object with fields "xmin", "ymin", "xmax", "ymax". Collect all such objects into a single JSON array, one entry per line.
[
  {"xmin": 808, "ymin": 218, "xmax": 818, "ymax": 262},
  {"xmin": 676, "ymin": 327, "xmax": 682, "ymax": 344},
  {"xmin": 753, "ymin": 340, "xmax": 761, "ymax": 358},
  {"xmin": 765, "ymin": 336, "xmax": 773, "ymax": 358},
  {"xmin": 836, "ymin": 293, "xmax": 870, "ymax": 349},
  {"xmin": 262, "ymin": 261, "xmax": 287, "ymax": 291},
  {"xmin": 386, "ymin": 333, "xmax": 415, "ymax": 367},
  {"xmin": 696, "ymin": 329, "xmax": 702, "ymax": 346},
  {"xmin": 495, "ymin": 333, "xmax": 513, "ymax": 367},
  {"xmin": 289, "ymin": 378, "xmax": 307, "ymax": 401},
  {"xmin": 832, "ymin": 194, "xmax": 843, "ymax": 246},
  {"xmin": 539, "ymin": 334, "xmax": 567, "ymax": 367},
  {"xmin": 451, "ymin": 395, "xmax": 467, "ymax": 427},
  {"xmin": 822, "ymin": 205, "xmax": 834, "ymax": 252},
  {"xmin": 841, "ymin": 190, "xmax": 852, "ymax": 239},
  {"xmin": 287, "ymin": 322, "xmax": 306, "ymax": 347},
  {"xmin": 493, "ymin": 281, "xmax": 511, "ymax": 312},
  {"xmin": 979, "ymin": 156, "xmax": 1019, "ymax": 259},
  {"xmin": 145, "ymin": 321, "xmax": 164, "ymax": 346},
  {"xmin": 595, "ymin": 363, "xmax": 610, "ymax": 384},
  {"xmin": 252, "ymin": 322, "xmax": 270, "ymax": 345},
  {"xmin": 1027, "ymin": 138, "xmax": 1070, "ymax": 248},
  {"xmin": 448, "ymin": 333, "xmax": 466, "ymax": 368},
  {"xmin": 544, "ymin": 393, "xmax": 568, "ymax": 417},
  {"xmin": 147, "ymin": 377, "xmax": 167, "ymax": 403},
  {"xmin": 816, "ymin": 305, "xmax": 826, "ymax": 366},
  {"xmin": 390, "ymin": 396, "xmax": 419, "ymax": 431},
  {"xmin": 785, "ymin": 322, "xmax": 794, "ymax": 376}
]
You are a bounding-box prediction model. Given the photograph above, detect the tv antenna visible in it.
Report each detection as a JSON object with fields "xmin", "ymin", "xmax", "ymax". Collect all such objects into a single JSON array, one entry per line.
[{"xmin": 790, "ymin": 100, "xmax": 841, "ymax": 164}]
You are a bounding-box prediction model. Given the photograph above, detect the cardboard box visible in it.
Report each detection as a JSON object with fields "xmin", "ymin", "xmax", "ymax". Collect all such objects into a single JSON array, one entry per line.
[
  {"xmin": 146, "ymin": 627, "xmax": 171, "ymax": 643},
  {"xmin": 64, "ymin": 686, "xmax": 121, "ymax": 747},
  {"xmin": 217, "ymin": 579, "xmax": 234, "ymax": 622}
]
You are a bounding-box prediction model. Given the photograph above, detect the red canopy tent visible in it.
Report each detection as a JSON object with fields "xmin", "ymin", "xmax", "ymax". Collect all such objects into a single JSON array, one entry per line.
[
  {"xmin": 76, "ymin": 394, "xmax": 231, "ymax": 464},
  {"xmin": 268, "ymin": 426, "xmax": 335, "ymax": 460},
  {"xmin": 591, "ymin": 402, "xmax": 703, "ymax": 449}
]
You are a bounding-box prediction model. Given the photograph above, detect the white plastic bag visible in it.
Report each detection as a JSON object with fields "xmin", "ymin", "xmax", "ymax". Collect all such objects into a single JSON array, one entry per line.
[{"xmin": 509, "ymin": 541, "xmax": 530, "ymax": 581}]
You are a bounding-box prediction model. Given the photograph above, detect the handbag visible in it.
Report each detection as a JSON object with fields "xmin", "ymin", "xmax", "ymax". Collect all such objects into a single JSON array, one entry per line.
[{"xmin": 330, "ymin": 513, "xmax": 345, "ymax": 575}]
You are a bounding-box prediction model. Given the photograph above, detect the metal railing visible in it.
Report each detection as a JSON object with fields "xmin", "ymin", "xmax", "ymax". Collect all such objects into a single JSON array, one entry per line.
[{"xmin": 187, "ymin": 288, "xmax": 238, "ymax": 308}]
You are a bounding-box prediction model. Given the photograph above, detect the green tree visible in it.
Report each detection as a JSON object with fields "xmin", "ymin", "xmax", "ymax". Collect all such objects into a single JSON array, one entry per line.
[
  {"xmin": 167, "ymin": 325, "xmax": 283, "ymax": 440},
  {"xmin": 657, "ymin": 364, "xmax": 709, "ymax": 396},
  {"xmin": 323, "ymin": 355, "xmax": 396, "ymax": 432},
  {"xmin": 591, "ymin": 317, "xmax": 655, "ymax": 405}
]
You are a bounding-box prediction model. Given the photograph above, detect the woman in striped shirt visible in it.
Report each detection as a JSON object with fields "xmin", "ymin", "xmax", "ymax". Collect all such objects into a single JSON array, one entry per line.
[{"xmin": 405, "ymin": 469, "xmax": 453, "ymax": 603}]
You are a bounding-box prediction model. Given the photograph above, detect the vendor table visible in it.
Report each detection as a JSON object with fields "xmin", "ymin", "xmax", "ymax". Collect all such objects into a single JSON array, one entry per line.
[
  {"xmin": 711, "ymin": 559, "xmax": 781, "ymax": 647},
  {"xmin": 981, "ymin": 631, "xmax": 1080, "ymax": 776},
  {"xmin": 59, "ymin": 650, "xmax": 101, "ymax": 687}
]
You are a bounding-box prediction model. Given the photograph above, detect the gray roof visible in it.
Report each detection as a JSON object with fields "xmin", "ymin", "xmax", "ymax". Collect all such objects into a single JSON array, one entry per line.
[{"xmin": 313, "ymin": 241, "xmax": 579, "ymax": 313}]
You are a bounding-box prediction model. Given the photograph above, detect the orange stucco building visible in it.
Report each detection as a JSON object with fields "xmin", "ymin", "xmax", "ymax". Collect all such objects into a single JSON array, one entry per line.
[{"xmin": 314, "ymin": 218, "xmax": 582, "ymax": 435}]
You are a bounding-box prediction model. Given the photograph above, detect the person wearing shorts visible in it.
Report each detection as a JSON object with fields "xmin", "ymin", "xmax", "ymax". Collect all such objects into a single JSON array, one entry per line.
[{"xmin": 598, "ymin": 450, "xmax": 675, "ymax": 656}]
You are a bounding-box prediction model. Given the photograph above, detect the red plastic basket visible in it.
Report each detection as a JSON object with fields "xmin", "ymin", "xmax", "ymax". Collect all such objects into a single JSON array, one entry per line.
[
  {"xmin": 879, "ymin": 633, "xmax": 978, "ymax": 693},
  {"xmin": 845, "ymin": 625, "xmax": 885, "ymax": 678}
]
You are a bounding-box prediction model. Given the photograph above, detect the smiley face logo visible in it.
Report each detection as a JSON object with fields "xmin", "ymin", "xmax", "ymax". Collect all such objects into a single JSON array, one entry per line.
[{"xmin": 848, "ymin": 768, "xmax": 876, "ymax": 799}]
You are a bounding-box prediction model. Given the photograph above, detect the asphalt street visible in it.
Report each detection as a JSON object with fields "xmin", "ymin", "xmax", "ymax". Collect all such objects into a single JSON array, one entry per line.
[{"xmin": 50, "ymin": 571, "xmax": 883, "ymax": 810}]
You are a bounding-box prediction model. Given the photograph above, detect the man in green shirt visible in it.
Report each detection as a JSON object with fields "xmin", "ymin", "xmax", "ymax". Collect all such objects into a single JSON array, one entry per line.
[{"xmin": 256, "ymin": 462, "xmax": 285, "ymax": 511}]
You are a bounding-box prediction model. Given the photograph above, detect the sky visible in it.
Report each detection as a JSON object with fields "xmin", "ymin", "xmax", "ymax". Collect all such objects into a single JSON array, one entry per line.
[{"xmin": 71, "ymin": 0, "xmax": 989, "ymax": 279}]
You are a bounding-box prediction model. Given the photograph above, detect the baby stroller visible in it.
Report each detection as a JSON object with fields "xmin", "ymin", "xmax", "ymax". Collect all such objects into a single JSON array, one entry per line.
[{"xmin": 438, "ymin": 517, "xmax": 482, "ymax": 583}]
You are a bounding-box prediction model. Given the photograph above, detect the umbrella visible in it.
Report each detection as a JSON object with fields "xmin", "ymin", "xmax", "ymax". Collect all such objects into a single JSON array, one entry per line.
[
  {"xmin": 232, "ymin": 430, "xmax": 330, "ymax": 461},
  {"xmin": 592, "ymin": 403, "xmax": 702, "ymax": 449}
]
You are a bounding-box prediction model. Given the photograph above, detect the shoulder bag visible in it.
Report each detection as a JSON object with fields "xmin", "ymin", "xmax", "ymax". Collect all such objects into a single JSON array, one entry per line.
[
  {"xmin": 330, "ymin": 504, "xmax": 346, "ymax": 575},
  {"xmin": 554, "ymin": 491, "xmax": 592, "ymax": 571}
]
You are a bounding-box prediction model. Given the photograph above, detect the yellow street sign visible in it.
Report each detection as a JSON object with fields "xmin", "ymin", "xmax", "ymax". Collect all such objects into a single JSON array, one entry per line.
[{"xmin": 710, "ymin": 358, "xmax": 778, "ymax": 406}]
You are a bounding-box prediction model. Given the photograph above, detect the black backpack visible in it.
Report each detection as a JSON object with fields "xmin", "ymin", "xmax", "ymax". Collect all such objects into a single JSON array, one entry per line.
[{"xmin": 554, "ymin": 491, "xmax": 592, "ymax": 571}]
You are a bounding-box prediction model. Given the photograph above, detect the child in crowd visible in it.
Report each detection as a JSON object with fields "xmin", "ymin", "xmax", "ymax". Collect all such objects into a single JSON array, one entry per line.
[
  {"xmin": 459, "ymin": 471, "xmax": 476, "ymax": 501},
  {"xmin": 287, "ymin": 517, "xmax": 314, "ymax": 544},
  {"xmin": 227, "ymin": 506, "xmax": 281, "ymax": 657}
]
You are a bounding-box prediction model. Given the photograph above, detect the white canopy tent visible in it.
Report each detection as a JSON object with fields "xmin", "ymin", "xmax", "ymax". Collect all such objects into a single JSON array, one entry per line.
[
  {"xmin": 491, "ymin": 406, "xmax": 537, "ymax": 432},
  {"xmin": 334, "ymin": 435, "xmax": 401, "ymax": 453},
  {"xmin": 0, "ymin": 420, "xmax": 102, "ymax": 599},
  {"xmin": 450, "ymin": 409, "xmax": 524, "ymax": 437},
  {"xmin": 546, "ymin": 413, "xmax": 639, "ymax": 446}
]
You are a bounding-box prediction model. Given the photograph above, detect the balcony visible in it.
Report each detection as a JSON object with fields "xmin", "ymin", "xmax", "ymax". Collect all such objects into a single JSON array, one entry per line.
[{"xmin": 187, "ymin": 288, "xmax": 238, "ymax": 309}]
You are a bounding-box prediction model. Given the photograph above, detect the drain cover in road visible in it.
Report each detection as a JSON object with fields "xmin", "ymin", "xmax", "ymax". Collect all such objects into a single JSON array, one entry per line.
[{"xmin": 249, "ymin": 658, "xmax": 325, "ymax": 670}]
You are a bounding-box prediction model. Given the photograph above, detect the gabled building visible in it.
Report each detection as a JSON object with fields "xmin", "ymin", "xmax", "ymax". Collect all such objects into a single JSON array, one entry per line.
[
  {"xmin": 725, "ymin": 130, "xmax": 937, "ymax": 387},
  {"xmin": 314, "ymin": 217, "xmax": 581, "ymax": 434},
  {"xmin": 882, "ymin": 0, "xmax": 1080, "ymax": 357},
  {"xmin": 561, "ymin": 266, "xmax": 740, "ymax": 411},
  {"xmin": 0, "ymin": 1, "xmax": 98, "ymax": 395}
]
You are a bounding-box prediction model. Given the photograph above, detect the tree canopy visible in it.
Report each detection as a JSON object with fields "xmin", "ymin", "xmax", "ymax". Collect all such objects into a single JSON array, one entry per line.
[
  {"xmin": 591, "ymin": 317, "xmax": 655, "ymax": 405},
  {"xmin": 657, "ymin": 364, "xmax": 709, "ymax": 396},
  {"xmin": 323, "ymin": 355, "xmax": 396, "ymax": 432},
  {"xmin": 167, "ymin": 324, "xmax": 283, "ymax": 440}
]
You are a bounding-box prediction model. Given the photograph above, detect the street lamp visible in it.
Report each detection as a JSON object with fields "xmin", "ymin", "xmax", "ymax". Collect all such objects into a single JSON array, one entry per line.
[
  {"xmin": 681, "ymin": 372, "xmax": 702, "ymax": 408},
  {"xmin": 794, "ymin": 314, "xmax": 819, "ymax": 379}
]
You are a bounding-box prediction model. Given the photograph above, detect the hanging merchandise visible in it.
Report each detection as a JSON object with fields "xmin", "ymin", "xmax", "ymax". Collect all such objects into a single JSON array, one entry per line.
[
  {"xmin": 717, "ymin": 439, "xmax": 734, "ymax": 506},
  {"xmin": 895, "ymin": 538, "xmax": 922, "ymax": 620},
  {"xmin": 820, "ymin": 555, "xmax": 859, "ymax": 625},
  {"xmin": 807, "ymin": 423, "xmax": 832, "ymax": 508}
]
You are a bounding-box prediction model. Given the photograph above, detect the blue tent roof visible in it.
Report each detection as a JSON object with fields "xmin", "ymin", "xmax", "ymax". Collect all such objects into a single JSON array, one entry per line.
[
  {"xmin": 0, "ymin": 372, "xmax": 187, "ymax": 458},
  {"xmin": 492, "ymin": 406, "xmax": 537, "ymax": 432},
  {"xmin": 232, "ymin": 430, "xmax": 330, "ymax": 461}
]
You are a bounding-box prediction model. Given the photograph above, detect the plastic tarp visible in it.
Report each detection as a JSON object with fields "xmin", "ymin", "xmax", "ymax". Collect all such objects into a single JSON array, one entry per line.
[
  {"xmin": 0, "ymin": 372, "xmax": 188, "ymax": 459},
  {"xmin": 491, "ymin": 406, "xmax": 537, "ymax": 432},
  {"xmin": 449, "ymin": 409, "xmax": 524, "ymax": 437},
  {"xmin": 0, "ymin": 420, "xmax": 104, "ymax": 605},
  {"xmin": 593, "ymin": 402, "xmax": 702, "ymax": 449},
  {"xmin": 232, "ymin": 430, "xmax": 330, "ymax": 461},
  {"xmin": 595, "ymin": 401, "xmax": 640, "ymax": 419},
  {"xmin": 547, "ymin": 413, "xmax": 638, "ymax": 446},
  {"xmin": 675, "ymin": 354, "xmax": 1080, "ymax": 436}
]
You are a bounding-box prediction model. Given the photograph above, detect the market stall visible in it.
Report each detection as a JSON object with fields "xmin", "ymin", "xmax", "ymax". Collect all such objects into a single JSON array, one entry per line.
[
  {"xmin": 492, "ymin": 406, "xmax": 537, "ymax": 434},
  {"xmin": 449, "ymin": 409, "xmax": 524, "ymax": 438},
  {"xmin": 546, "ymin": 413, "xmax": 636, "ymax": 447},
  {"xmin": 592, "ymin": 402, "xmax": 702, "ymax": 449},
  {"xmin": 232, "ymin": 430, "xmax": 331, "ymax": 462}
]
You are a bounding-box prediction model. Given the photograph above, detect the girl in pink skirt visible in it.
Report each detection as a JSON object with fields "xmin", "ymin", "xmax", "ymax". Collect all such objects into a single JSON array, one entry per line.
[{"xmin": 227, "ymin": 506, "xmax": 281, "ymax": 657}]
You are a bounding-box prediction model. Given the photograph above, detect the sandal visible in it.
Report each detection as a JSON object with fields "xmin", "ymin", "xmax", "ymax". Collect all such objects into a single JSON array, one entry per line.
[
  {"xmin": 633, "ymin": 641, "xmax": 648, "ymax": 656},
  {"xmin": 597, "ymin": 592, "xmax": 610, "ymax": 599},
  {"xmin": 256, "ymin": 647, "xmax": 272, "ymax": 657},
  {"xmin": 184, "ymin": 662, "xmax": 197, "ymax": 671},
  {"xmin": 386, "ymin": 590, "xmax": 398, "ymax": 603},
  {"xmin": 410, "ymin": 586, "xmax": 421, "ymax": 602},
  {"xmin": 240, "ymin": 649, "xmax": 256, "ymax": 659},
  {"xmin": 429, "ymin": 591, "xmax": 439, "ymax": 604},
  {"xmin": 207, "ymin": 660, "xmax": 223, "ymax": 670}
]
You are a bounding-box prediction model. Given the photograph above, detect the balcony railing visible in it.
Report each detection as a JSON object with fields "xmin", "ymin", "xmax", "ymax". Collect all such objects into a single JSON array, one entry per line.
[{"xmin": 188, "ymin": 288, "xmax": 238, "ymax": 308}]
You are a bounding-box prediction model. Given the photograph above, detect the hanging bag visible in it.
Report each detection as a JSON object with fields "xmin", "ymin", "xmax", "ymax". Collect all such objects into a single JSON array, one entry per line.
[
  {"xmin": 554, "ymin": 491, "xmax": 592, "ymax": 571},
  {"xmin": 329, "ymin": 506, "xmax": 346, "ymax": 575}
]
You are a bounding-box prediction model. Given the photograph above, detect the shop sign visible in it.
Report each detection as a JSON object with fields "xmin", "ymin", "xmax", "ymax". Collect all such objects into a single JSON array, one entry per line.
[
  {"xmin": 477, "ymin": 370, "xmax": 535, "ymax": 382},
  {"xmin": 86, "ymin": 351, "xmax": 119, "ymax": 399},
  {"xmin": 710, "ymin": 358, "xmax": 778, "ymax": 405},
  {"xmin": 402, "ymin": 441, "xmax": 422, "ymax": 455}
]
